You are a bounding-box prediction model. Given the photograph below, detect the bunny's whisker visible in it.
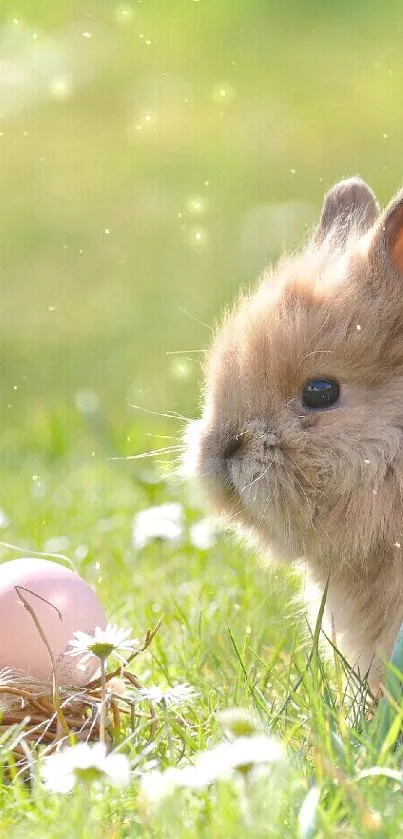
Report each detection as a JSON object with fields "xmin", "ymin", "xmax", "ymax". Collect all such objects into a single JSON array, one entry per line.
[
  {"xmin": 110, "ymin": 445, "xmax": 185, "ymax": 462},
  {"xmin": 130, "ymin": 403, "xmax": 192, "ymax": 423},
  {"xmin": 240, "ymin": 465, "xmax": 271, "ymax": 495}
]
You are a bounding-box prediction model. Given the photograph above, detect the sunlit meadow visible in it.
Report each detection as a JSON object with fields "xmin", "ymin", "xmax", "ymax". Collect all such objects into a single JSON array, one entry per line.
[{"xmin": 2, "ymin": 1, "xmax": 403, "ymax": 836}]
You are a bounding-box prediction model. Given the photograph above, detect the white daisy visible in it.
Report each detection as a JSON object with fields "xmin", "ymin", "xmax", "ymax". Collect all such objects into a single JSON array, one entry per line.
[
  {"xmin": 194, "ymin": 734, "xmax": 286, "ymax": 781},
  {"xmin": 41, "ymin": 742, "xmax": 130, "ymax": 793},
  {"xmin": 140, "ymin": 733, "xmax": 286, "ymax": 801},
  {"xmin": 140, "ymin": 767, "xmax": 183, "ymax": 802},
  {"xmin": 134, "ymin": 682, "xmax": 198, "ymax": 707},
  {"xmin": 189, "ymin": 518, "xmax": 217, "ymax": 550},
  {"xmin": 217, "ymin": 707, "xmax": 260, "ymax": 738},
  {"xmin": 0, "ymin": 508, "xmax": 10, "ymax": 529},
  {"xmin": 67, "ymin": 624, "xmax": 139, "ymax": 664},
  {"xmin": 131, "ymin": 503, "xmax": 184, "ymax": 550}
]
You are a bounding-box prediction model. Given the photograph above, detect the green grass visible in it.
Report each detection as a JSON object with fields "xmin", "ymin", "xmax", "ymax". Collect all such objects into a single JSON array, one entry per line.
[
  {"xmin": 4, "ymin": 416, "xmax": 403, "ymax": 839},
  {"xmin": 2, "ymin": 0, "xmax": 403, "ymax": 835},
  {"xmin": 3, "ymin": 383, "xmax": 403, "ymax": 838}
]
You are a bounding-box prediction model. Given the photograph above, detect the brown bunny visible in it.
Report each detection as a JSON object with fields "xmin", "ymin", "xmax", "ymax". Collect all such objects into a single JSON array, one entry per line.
[{"xmin": 187, "ymin": 177, "xmax": 403, "ymax": 688}]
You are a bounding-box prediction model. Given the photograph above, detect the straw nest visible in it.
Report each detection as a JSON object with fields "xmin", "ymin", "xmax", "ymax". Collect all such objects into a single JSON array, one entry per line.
[{"xmin": 0, "ymin": 620, "xmax": 161, "ymax": 764}]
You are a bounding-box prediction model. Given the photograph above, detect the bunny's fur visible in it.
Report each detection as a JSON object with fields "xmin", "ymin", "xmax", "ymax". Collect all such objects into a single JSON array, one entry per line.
[{"xmin": 188, "ymin": 177, "xmax": 403, "ymax": 687}]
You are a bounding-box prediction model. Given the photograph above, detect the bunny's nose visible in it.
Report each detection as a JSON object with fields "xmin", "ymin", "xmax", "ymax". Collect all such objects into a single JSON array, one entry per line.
[
  {"xmin": 221, "ymin": 423, "xmax": 277, "ymax": 461},
  {"xmin": 222, "ymin": 435, "xmax": 243, "ymax": 460}
]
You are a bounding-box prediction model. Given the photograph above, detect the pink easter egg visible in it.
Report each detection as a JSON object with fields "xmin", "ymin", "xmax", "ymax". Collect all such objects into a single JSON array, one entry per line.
[{"xmin": 0, "ymin": 558, "xmax": 106, "ymax": 686}]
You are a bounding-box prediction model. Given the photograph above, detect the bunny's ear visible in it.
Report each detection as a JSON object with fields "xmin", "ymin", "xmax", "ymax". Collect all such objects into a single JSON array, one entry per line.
[
  {"xmin": 369, "ymin": 189, "xmax": 403, "ymax": 275},
  {"xmin": 314, "ymin": 177, "xmax": 379, "ymax": 244}
]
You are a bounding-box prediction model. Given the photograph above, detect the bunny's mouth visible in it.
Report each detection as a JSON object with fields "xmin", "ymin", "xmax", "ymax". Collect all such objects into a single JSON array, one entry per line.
[
  {"xmin": 186, "ymin": 417, "xmax": 281, "ymax": 518},
  {"xmin": 186, "ymin": 414, "xmax": 321, "ymax": 563}
]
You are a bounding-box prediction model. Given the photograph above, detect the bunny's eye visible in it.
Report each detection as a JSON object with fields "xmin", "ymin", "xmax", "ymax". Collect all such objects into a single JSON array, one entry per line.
[{"xmin": 302, "ymin": 379, "xmax": 340, "ymax": 409}]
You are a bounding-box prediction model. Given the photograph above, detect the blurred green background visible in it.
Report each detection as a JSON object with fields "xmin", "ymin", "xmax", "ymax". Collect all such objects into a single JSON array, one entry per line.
[
  {"xmin": 2, "ymin": 0, "xmax": 403, "ymax": 430},
  {"xmin": 1, "ymin": 0, "xmax": 403, "ymax": 533}
]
